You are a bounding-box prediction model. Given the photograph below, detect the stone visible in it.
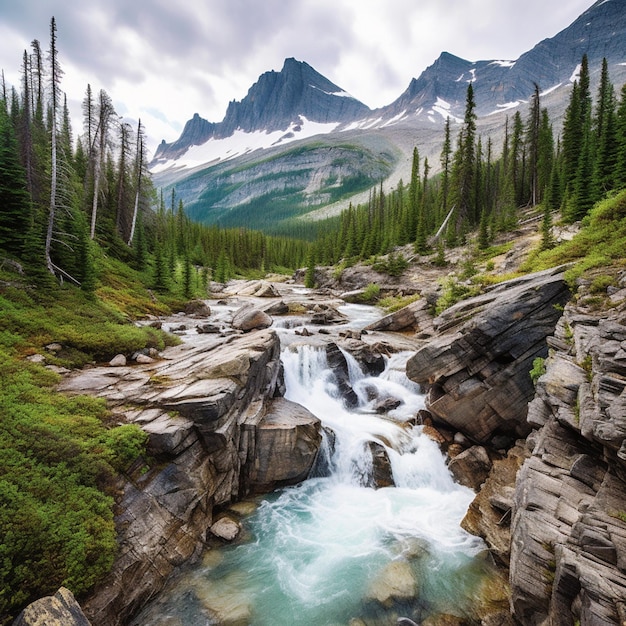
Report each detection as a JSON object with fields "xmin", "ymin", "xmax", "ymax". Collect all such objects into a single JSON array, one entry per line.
[
  {"xmin": 109, "ymin": 354, "xmax": 127, "ymax": 367},
  {"xmin": 45, "ymin": 342, "xmax": 63, "ymax": 352},
  {"xmin": 461, "ymin": 443, "xmax": 530, "ymax": 567},
  {"xmin": 366, "ymin": 560, "xmax": 418, "ymax": 607},
  {"xmin": 183, "ymin": 300, "xmax": 211, "ymax": 317},
  {"xmin": 196, "ymin": 323, "xmax": 221, "ymax": 334},
  {"xmin": 406, "ymin": 267, "xmax": 571, "ymax": 443},
  {"xmin": 448, "ymin": 445, "xmax": 492, "ymax": 491},
  {"xmin": 13, "ymin": 587, "xmax": 91, "ymax": 626},
  {"xmin": 368, "ymin": 441, "xmax": 394, "ymax": 488},
  {"xmin": 365, "ymin": 297, "xmax": 433, "ymax": 334},
  {"xmin": 232, "ymin": 305, "xmax": 273, "ymax": 331},
  {"xmin": 210, "ymin": 516, "xmax": 241, "ymax": 541},
  {"xmin": 135, "ymin": 353, "xmax": 155, "ymax": 364},
  {"xmin": 245, "ymin": 398, "xmax": 322, "ymax": 492}
]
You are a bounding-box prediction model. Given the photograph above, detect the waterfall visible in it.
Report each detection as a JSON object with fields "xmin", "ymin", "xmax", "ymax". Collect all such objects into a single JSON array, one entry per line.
[{"xmin": 132, "ymin": 339, "xmax": 489, "ymax": 626}]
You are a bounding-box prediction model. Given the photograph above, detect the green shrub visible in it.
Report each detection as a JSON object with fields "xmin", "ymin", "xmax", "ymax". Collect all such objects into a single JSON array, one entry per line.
[
  {"xmin": 360, "ymin": 283, "xmax": 381, "ymax": 303},
  {"xmin": 435, "ymin": 278, "xmax": 480, "ymax": 314},
  {"xmin": 530, "ymin": 357, "xmax": 546, "ymax": 385},
  {"xmin": 378, "ymin": 293, "xmax": 421, "ymax": 313}
]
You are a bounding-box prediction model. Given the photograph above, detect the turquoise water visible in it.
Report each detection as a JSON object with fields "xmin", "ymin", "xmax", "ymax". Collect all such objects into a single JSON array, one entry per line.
[{"xmin": 130, "ymin": 344, "xmax": 490, "ymax": 626}]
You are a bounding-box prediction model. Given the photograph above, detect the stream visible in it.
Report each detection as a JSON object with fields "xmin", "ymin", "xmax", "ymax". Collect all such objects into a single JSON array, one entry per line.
[{"xmin": 130, "ymin": 297, "xmax": 491, "ymax": 625}]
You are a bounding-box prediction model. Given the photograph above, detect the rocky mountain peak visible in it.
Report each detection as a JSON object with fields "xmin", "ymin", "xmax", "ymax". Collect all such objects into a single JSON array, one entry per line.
[{"xmin": 153, "ymin": 57, "xmax": 370, "ymax": 163}]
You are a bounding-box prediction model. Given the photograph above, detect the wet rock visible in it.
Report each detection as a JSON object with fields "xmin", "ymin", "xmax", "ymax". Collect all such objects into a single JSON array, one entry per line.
[
  {"xmin": 245, "ymin": 398, "xmax": 322, "ymax": 492},
  {"xmin": 325, "ymin": 342, "xmax": 359, "ymax": 408},
  {"xmin": 196, "ymin": 323, "xmax": 221, "ymax": 334},
  {"xmin": 366, "ymin": 560, "xmax": 418, "ymax": 607},
  {"xmin": 183, "ymin": 300, "xmax": 211, "ymax": 317},
  {"xmin": 448, "ymin": 445, "xmax": 492, "ymax": 491},
  {"xmin": 13, "ymin": 587, "xmax": 91, "ymax": 626},
  {"xmin": 210, "ymin": 516, "xmax": 241, "ymax": 541},
  {"xmin": 262, "ymin": 299, "xmax": 289, "ymax": 315},
  {"xmin": 368, "ymin": 442, "xmax": 394, "ymax": 488},
  {"xmin": 373, "ymin": 396, "xmax": 402, "ymax": 413},
  {"xmin": 309, "ymin": 303, "xmax": 348, "ymax": 325}
]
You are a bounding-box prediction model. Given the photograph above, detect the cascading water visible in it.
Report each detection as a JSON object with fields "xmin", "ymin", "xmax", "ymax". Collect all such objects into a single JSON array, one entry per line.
[{"xmin": 132, "ymin": 332, "xmax": 491, "ymax": 626}]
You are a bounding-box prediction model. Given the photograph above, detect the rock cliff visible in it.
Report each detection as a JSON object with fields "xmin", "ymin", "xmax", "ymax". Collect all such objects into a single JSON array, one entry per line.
[
  {"xmin": 406, "ymin": 267, "xmax": 571, "ymax": 445},
  {"xmin": 509, "ymin": 272, "xmax": 626, "ymax": 625},
  {"xmin": 57, "ymin": 329, "xmax": 321, "ymax": 626},
  {"xmin": 405, "ymin": 265, "xmax": 626, "ymax": 623}
]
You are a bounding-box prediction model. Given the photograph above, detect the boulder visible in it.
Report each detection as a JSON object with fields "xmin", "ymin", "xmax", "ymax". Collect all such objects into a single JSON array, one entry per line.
[
  {"xmin": 364, "ymin": 297, "xmax": 433, "ymax": 334},
  {"xmin": 210, "ymin": 516, "xmax": 241, "ymax": 541},
  {"xmin": 232, "ymin": 305, "xmax": 273, "ymax": 331},
  {"xmin": 245, "ymin": 397, "xmax": 322, "ymax": 492},
  {"xmin": 183, "ymin": 300, "xmax": 211, "ymax": 317},
  {"xmin": 366, "ymin": 560, "xmax": 418, "ymax": 607},
  {"xmin": 406, "ymin": 267, "xmax": 571, "ymax": 444},
  {"xmin": 368, "ymin": 441, "xmax": 394, "ymax": 488},
  {"xmin": 325, "ymin": 342, "xmax": 359, "ymax": 408},
  {"xmin": 447, "ymin": 445, "xmax": 492, "ymax": 491},
  {"xmin": 224, "ymin": 279, "xmax": 281, "ymax": 298},
  {"xmin": 109, "ymin": 353, "xmax": 127, "ymax": 366},
  {"xmin": 13, "ymin": 587, "xmax": 91, "ymax": 626}
]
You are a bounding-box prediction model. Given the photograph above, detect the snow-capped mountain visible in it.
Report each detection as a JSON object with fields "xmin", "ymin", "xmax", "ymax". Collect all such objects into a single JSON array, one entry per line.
[
  {"xmin": 152, "ymin": 58, "xmax": 370, "ymax": 166},
  {"xmin": 151, "ymin": 0, "xmax": 626, "ymax": 232}
]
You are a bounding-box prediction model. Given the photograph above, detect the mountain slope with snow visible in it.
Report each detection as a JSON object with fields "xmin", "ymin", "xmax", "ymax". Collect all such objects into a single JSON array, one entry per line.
[{"xmin": 151, "ymin": 0, "xmax": 626, "ymax": 232}]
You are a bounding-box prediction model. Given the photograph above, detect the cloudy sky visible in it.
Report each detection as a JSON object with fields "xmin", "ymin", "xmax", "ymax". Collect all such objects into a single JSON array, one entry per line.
[{"xmin": 0, "ymin": 0, "xmax": 593, "ymax": 155}]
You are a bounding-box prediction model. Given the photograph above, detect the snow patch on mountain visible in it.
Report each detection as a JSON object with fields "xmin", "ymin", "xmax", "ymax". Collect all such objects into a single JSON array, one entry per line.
[{"xmin": 150, "ymin": 118, "xmax": 339, "ymax": 174}]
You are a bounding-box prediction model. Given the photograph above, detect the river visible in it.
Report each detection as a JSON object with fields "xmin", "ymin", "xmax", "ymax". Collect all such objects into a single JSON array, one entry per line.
[{"xmin": 130, "ymin": 297, "xmax": 491, "ymax": 625}]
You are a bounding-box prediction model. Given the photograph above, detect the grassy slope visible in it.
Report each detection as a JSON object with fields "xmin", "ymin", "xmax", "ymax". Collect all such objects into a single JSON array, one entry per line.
[{"xmin": 0, "ymin": 256, "xmax": 181, "ymax": 624}]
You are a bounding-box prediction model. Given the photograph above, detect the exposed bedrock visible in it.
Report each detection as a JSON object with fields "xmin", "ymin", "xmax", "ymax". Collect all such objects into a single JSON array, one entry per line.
[
  {"xmin": 406, "ymin": 267, "xmax": 571, "ymax": 445},
  {"xmin": 508, "ymin": 274, "xmax": 626, "ymax": 626},
  {"xmin": 57, "ymin": 329, "xmax": 322, "ymax": 626}
]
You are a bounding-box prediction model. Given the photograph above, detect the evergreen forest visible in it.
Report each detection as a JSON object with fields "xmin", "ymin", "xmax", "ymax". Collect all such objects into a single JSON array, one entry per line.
[{"xmin": 1, "ymin": 16, "xmax": 626, "ymax": 625}]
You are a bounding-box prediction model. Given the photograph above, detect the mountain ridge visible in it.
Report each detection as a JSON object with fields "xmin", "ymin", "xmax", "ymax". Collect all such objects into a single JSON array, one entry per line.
[{"xmin": 151, "ymin": 0, "xmax": 626, "ymax": 231}]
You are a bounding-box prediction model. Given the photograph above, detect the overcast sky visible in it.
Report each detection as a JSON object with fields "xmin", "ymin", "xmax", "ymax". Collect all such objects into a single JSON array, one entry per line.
[{"xmin": 0, "ymin": 0, "xmax": 594, "ymax": 155}]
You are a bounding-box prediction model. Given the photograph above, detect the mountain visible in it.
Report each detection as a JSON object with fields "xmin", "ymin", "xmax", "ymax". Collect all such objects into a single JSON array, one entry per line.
[
  {"xmin": 153, "ymin": 58, "xmax": 370, "ymax": 163},
  {"xmin": 373, "ymin": 0, "xmax": 626, "ymax": 126},
  {"xmin": 151, "ymin": 0, "xmax": 626, "ymax": 232}
]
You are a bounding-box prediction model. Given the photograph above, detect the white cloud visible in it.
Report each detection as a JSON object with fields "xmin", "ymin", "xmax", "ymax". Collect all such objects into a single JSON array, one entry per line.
[{"xmin": 0, "ymin": 0, "xmax": 594, "ymax": 154}]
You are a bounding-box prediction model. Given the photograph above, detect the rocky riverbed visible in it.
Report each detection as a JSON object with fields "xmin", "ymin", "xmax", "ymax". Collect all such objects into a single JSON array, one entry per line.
[{"xmin": 14, "ymin": 260, "xmax": 626, "ymax": 625}]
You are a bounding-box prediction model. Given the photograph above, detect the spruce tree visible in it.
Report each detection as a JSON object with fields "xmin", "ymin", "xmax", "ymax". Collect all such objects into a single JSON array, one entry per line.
[{"xmin": 0, "ymin": 100, "xmax": 31, "ymax": 257}]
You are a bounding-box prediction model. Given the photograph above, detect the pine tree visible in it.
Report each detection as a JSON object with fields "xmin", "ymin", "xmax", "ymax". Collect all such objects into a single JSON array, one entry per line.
[
  {"xmin": 304, "ymin": 251, "xmax": 316, "ymax": 288},
  {"xmin": 592, "ymin": 58, "xmax": 617, "ymax": 200},
  {"xmin": 450, "ymin": 83, "xmax": 477, "ymax": 232},
  {"xmin": 540, "ymin": 204, "xmax": 554, "ymax": 251},
  {"xmin": 0, "ymin": 100, "xmax": 32, "ymax": 257},
  {"xmin": 525, "ymin": 84, "xmax": 541, "ymax": 206}
]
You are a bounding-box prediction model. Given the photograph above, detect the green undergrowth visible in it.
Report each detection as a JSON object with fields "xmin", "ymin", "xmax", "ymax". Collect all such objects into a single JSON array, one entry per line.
[
  {"xmin": 0, "ymin": 263, "xmax": 180, "ymax": 623},
  {"xmin": 520, "ymin": 190, "xmax": 626, "ymax": 286}
]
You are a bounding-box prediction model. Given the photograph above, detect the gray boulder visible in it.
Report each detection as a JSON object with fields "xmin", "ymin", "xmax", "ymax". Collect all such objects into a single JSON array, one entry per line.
[
  {"xmin": 13, "ymin": 587, "xmax": 91, "ymax": 626},
  {"xmin": 232, "ymin": 305, "xmax": 273, "ymax": 331}
]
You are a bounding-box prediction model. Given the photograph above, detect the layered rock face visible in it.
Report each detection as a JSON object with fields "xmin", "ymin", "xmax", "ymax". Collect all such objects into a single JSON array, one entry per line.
[
  {"xmin": 509, "ymin": 276, "xmax": 626, "ymax": 625},
  {"xmin": 406, "ymin": 267, "xmax": 571, "ymax": 445},
  {"xmin": 57, "ymin": 329, "xmax": 321, "ymax": 626}
]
